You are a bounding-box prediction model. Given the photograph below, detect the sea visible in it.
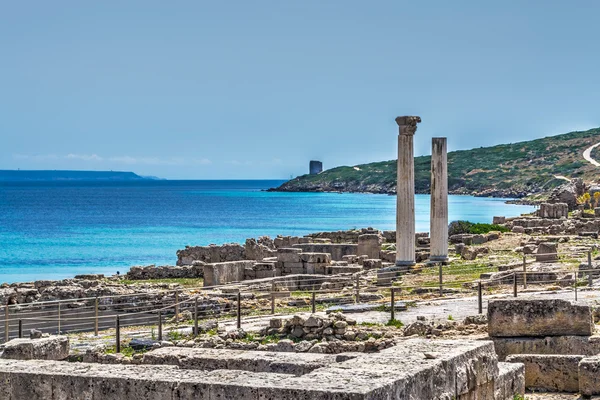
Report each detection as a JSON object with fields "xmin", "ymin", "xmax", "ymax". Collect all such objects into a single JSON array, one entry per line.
[{"xmin": 0, "ymin": 180, "xmax": 536, "ymax": 283}]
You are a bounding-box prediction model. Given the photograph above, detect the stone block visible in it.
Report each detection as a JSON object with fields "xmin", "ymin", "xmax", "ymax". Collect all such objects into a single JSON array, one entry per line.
[
  {"xmin": 488, "ymin": 299, "xmax": 593, "ymax": 337},
  {"xmin": 362, "ymin": 259, "xmax": 382, "ymax": 269},
  {"xmin": 579, "ymin": 355, "xmax": 600, "ymax": 396},
  {"xmin": 299, "ymin": 253, "xmax": 331, "ymax": 264},
  {"xmin": 494, "ymin": 362, "xmax": 525, "ymax": 400},
  {"xmin": 0, "ymin": 336, "xmax": 69, "ymax": 360},
  {"xmin": 203, "ymin": 260, "xmax": 254, "ymax": 286},
  {"xmin": 493, "ymin": 335, "xmax": 600, "ymax": 361},
  {"xmin": 512, "ymin": 226, "xmax": 525, "ymax": 234},
  {"xmin": 277, "ymin": 249, "xmax": 302, "ymax": 263},
  {"xmin": 292, "ymin": 243, "xmax": 357, "ymax": 261},
  {"xmin": 493, "ymin": 216, "xmax": 506, "ymax": 224},
  {"xmin": 472, "ymin": 234, "xmax": 487, "ymax": 245},
  {"xmin": 536, "ymin": 242, "xmax": 558, "ymax": 262},
  {"xmin": 357, "ymin": 234, "xmax": 382, "ymax": 259},
  {"xmin": 506, "ymin": 354, "xmax": 582, "ymax": 392}
]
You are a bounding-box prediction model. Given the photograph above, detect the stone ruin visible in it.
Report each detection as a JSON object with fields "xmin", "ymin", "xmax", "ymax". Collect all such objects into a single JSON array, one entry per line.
[
  {"xmin": 0, "ymin": 338, "xmax": 524, "ymax": 399},
  {"xmin": 129, "ymin": 226, "xmax": 440, "ymax": 287},
  {"xmin": 538, "ymin": 202, "xmax": 569, "ymax": 219},
  {"xmin": 488, "ymin": 298, "xmax": 600, "ymax": 395}
]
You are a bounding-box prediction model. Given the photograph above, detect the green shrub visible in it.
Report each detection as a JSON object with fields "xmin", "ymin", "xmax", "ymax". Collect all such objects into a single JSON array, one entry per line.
[{"xmin": 448, "ymin": 220, "xmax": 509, "ymax": 236}]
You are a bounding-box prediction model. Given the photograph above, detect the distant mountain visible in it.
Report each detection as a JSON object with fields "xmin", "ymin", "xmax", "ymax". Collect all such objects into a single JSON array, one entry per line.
[
  {"xmin": 271, "ymin": 127, "xmax": 600, "ymax": 198},
  {"xmin": 0, "ymin": 170, "xmax": 156, "ymax": 182}
]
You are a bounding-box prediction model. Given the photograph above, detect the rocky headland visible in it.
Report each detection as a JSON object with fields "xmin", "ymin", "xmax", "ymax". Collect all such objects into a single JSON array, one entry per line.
[{"xmin": 269, "ymin": 127, "xmax": 600, "ymax": 199}]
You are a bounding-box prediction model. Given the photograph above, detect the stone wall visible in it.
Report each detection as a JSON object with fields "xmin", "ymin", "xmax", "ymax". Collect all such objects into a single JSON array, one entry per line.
[
  {"xmin": 177, "ymin": 243, "xmax": 245, "ymax": 265},
  {"xmin": 538, "ymin": 203, "xmax": 568, "ymax": 219},
  {"xmin": 292, "ymin": 244, "xmax": 357, "ymax": 261},
  {"xmin": 203, "ymin": 261, "xmax": 255, "ymax": 287},
  {"xmin": 126, "ymin": 264, "xmax": 205, "ymax": 280},
  {"xmin": 276, "ymin": 249, "xmax": 332, "ymax": 275}
]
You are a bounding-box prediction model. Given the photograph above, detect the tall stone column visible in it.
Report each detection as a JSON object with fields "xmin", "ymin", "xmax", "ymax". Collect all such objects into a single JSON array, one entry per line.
[
  {"xmin": 430, "ymin": 137, "xmax": 449, "ymax": 262},
  {"xmin": 395, "ymin": 116, "xmax": 421, "ymax": 267}
]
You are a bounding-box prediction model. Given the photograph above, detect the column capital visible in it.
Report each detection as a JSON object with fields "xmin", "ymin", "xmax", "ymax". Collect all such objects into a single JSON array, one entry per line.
[{"xmin": 395, "ymin": 116, "xmax": 421, "ymax": 136}]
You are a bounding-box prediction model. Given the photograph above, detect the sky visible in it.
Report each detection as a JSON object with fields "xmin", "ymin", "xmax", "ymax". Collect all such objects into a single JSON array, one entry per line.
[{"xmin": 1, "ymin": 1, "xmax": 599, "ymax": 179}]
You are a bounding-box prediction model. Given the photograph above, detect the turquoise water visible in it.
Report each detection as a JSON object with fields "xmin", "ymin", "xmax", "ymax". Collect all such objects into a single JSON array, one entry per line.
[{"xmin": 0, "ymin": 180, "xmax": 535, "ymax": 283}]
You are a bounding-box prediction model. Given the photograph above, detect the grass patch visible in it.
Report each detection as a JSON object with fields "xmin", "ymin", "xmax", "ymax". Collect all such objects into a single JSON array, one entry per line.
[
  {"xmin": 385, "ymin": 319, "xmax": 404, "ymax": 328},
  {"xmin": 104, "ymin": 345, "xmax": 137, "ymax": 357},
  {"xmin": 359, "ymin": 321, "xmax": 383, "ymax": 327}
]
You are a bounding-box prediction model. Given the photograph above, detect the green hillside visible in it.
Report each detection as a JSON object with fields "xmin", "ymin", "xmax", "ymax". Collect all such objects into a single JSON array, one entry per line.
[{"xmin": 272, "ymin": 127, "xmax": 600, "ymax": 198}]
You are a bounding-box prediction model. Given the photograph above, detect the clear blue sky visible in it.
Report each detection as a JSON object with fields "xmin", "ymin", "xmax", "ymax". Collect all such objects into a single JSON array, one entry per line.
[{"xmin": 1, "ymin": 1, "xmax": 599, "ymax": 179}]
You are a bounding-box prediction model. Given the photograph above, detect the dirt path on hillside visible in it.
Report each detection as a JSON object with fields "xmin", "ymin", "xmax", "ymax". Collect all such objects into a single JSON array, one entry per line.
[{"xmin": 583, "ymin": 142, "xmax": 600, "ymax": 167}]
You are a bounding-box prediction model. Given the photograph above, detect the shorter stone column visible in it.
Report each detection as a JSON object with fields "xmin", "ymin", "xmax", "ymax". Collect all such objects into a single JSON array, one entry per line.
[{"xmin": 430, "ymin": 137, "xmax": 448, "ymax": 262}]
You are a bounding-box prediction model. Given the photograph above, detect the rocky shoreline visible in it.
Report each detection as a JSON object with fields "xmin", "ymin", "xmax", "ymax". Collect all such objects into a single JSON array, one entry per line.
[{"xmin": 267, "ymin": 181, "xmax": 531, "ymax": 199}]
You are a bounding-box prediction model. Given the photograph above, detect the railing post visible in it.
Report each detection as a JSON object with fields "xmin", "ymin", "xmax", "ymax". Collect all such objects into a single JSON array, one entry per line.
[
  {"xmin": 115, "ymin": 316, "xmax": 121, "ymax": 353},
  {"xmin": 575, "ymin": 285, "xmax": 578, "ymax": 301},
  {"xmin": 270, "ymin": 281, "xmax": 276, "ymax": 315},
  {"xmin": 236, "ymin": 292, "xmax": 241, "ymax": 330},
  {"xmin": 94, "ymin": 295, "xmax": 99, "ymax": 336},
  {"xmin": 4, "ymin": 305, "xmax": 9, "ymax": 342},
  {"xmin": 311, "ymin": 291, "xmax": 316, "ymax": 314},
  {"xmin": 588, "ymin": 250, "xmax": 592, "ymax": 269},
  {"xmin": 194, "ymin": 297, "xmax": 199, "ymax": 336},
  {"xmin": 478, "ymin": 281, "xmax": 483, "ymax": 314},
  {"xmin": 158, "ymin": 312, "xmax": 163, "ymax": 341},
  {"xmin": 57, "ymin": 303, "xmax": 61, "ymax": 334},
  {"xmin": 175, "ymin": 290, "xmax": 179, "ymax": 316},
  {"xmin": 439, "ymin": 264, "xmax": 443, "ymax": 296},
  {"xmin": 390, "ymin": 288, "xmax": 395, "ymax": 321},
  {"xmin": 355, "ymin": 275, "xmax": 360, "ymax": 304},
  {"xmin": 18, "ymin": 319, "xmax": 22, "ymax": 339},
  {"xmin": 513, "ymin": 272, "xmax": 517, "ymax": 297},
  {"xmin": 522, "ymin": 256, "xmax": 527, "ymax": 289}
]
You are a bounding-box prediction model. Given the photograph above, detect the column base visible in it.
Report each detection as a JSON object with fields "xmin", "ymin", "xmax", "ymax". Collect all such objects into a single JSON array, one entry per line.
[
  {"xmin": 428, "ymin": 256, "xmax": 449, "ymax": 263},
  {"xmin": 395, "ymin": 260, "xmax": 416, "ymax": 267}
]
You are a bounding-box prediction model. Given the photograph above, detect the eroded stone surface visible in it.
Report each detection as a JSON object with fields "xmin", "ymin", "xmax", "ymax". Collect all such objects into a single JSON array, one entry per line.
[
  {"xmin": 0, "ymin": 339, "xmax": 520, "ymax": 399},
  {"xmin": 142, "ymin": 347, "xmax": 346, "ymax": 376},
  {"xmin": 506, "ymin": 354, "xmax": 582, "ymax": 392},
  {"xmin": 488, "ymin": 299, "xmax": 594, "ymax": 337},
  {"xmin": 0, "ymin": 336, "xmax": 69, "ymax": 361},
  {"xmin": 493, "ymin": 335, "xmax": 600, "ymax": 361},
  {"xmin": 578, "ymin": 355, "xmax": 600, "ymax": 396}
]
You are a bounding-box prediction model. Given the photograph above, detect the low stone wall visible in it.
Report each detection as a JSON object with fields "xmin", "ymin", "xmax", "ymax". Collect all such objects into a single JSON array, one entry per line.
[
  {"xmin": 488, "ymin": 299, "xmax": 594, "ymax": 337},
  {"xmin": 510, "ymin": 216, "xmax": 600, "ymax": 235},
  {"xmin": 203, "ymin": 261, "xmax": 255, "ymax": 286},
  {"xmin": 292, "ymin": 244, "xmax": 357, "ymax": 261},
  {"xmin": 126, "ymin": 264, "xmax": 205, "ymax": 280}
]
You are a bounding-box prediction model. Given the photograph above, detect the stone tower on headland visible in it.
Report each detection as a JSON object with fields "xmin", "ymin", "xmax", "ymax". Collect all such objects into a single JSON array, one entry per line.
[{"xmin": 309, "ymin": 160, "xmax": 323, "ymax": 175}]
